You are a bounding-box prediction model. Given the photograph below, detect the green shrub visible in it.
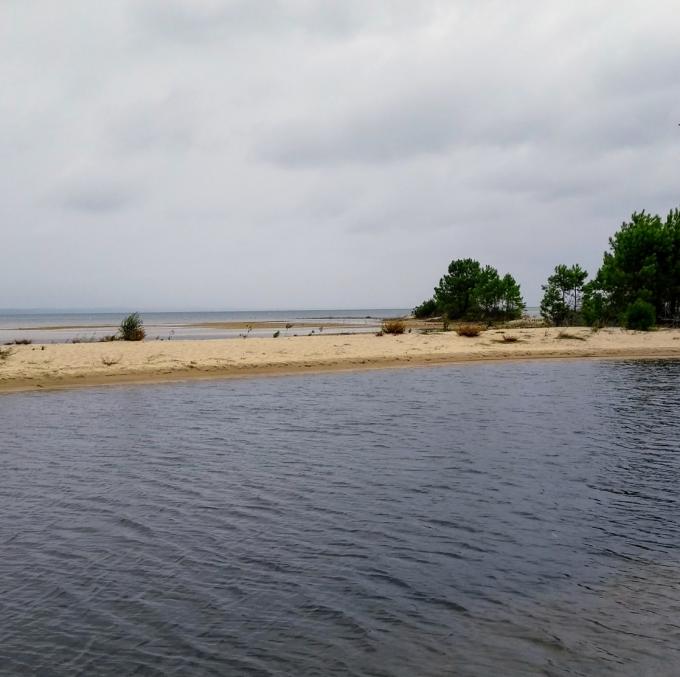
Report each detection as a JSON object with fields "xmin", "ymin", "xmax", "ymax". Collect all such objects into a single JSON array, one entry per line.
[
  {"xmin": 119, "ymin": 313, "xmax": 146, "ymax": 341},
  {"xmin": 624, "ymin": 299, "xmax": 655, "ymax": 331},
  {"xmin": 413, "ymin": 299, "xmax": 438, "ymax": 318}
]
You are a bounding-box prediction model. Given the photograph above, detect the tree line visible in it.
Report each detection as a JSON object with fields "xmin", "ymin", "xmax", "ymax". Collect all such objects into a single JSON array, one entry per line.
[{"xmin": 414, "ymin": 208, "xmax": 680, "ymax": 330}]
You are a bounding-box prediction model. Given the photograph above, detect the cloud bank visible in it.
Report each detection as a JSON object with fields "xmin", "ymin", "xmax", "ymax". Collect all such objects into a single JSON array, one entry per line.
[{"xmin": 1, "ymin": 0, "xmax": 679, "ymax": 309}]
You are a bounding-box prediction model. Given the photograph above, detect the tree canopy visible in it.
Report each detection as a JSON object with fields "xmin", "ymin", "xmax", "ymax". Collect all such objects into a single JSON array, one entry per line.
[
  {"xmin": 583, "ymin": 209, "xmax": 680, "ymax": 326},
  {"xmin": 415, "ymin": 258, "xmax": 525, "ymax": 321},
  {"xmin": 540, "ymin": 264, "xmax": 588, "ymax": 326}
]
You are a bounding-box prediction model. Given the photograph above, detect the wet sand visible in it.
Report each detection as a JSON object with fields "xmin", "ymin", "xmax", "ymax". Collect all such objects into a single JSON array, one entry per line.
[
  {"xmin": 188, "ymin": 321, "xmax": 371, "ymax": 330},
  {"xmin": 13, "ymin": 321, "xmax": 372, "ymax": 332},
  {"xmin": 1, "ymin": 327, "xmax": 679, "ymax": 393}
]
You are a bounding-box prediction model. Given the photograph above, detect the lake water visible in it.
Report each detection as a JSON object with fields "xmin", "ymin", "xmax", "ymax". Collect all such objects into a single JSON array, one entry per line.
[
  {"xmin": 0, "ymin": 309, "xmax": 411, "ymax": 344},
  {"xmin": 0, "ymin": 307, "xmax": 542, "ymax": 344},
  {"xmin": 1, "ymin": 359, "xmax": 679, "ymax": 675}
]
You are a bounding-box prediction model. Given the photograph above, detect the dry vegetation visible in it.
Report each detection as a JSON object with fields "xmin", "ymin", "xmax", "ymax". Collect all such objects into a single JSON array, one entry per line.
[
  {"xmin": 382, "ymin": 319, "xmax": 406, "ymax": 335},
  {"xmin": 0, "ymin": 346, "xmax": 15, "ymax": 362},
  {"xmin": 557, "ymin": 330, "xmax": 588, "ymax": 341},
  {"xmin": 494, "ymin": 334, "xmax": 521, "ymax": 343},
  {"xmin": 456, "ymin": 323, "xmax": 484, "ymax": 337}
]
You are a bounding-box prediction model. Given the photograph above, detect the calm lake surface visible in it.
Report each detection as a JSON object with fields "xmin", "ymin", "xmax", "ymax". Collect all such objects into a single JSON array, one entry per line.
[{"xmin": 1, "ymin": 360, "xmax": 679, "ymax": 676}]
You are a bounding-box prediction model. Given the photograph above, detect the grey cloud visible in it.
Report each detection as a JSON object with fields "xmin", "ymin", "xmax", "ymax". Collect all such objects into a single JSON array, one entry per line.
[
  {"xmin": 260, "ymin": 92, "xmax": 549, "ymax": 168},
  {"xmin": 260, "ymin": 47, "xmax": 679, "ymax": 170},
  {"xmin": 255, "ymin": 5, "xmax": 680, "ymax": 170},
  {"xmin": 2, "ymin": 1, "xmax": 680, "ymax": 309},
  {"xmin": 58, "ymin": 180, "xmax": 142, "ymax": 214},
  {"xmin": 109, "ymin": 100, "xmax": 196, "ymax": 154},
  {"xmin": 596, "ymin": 38, "xmax": 680, "ymax": 97},
  {"xmin": 261, "ymin": 99, "xmax": 675, "ymax": 175},
  {"xmin": 136, "ymin": 0, "xmax": 288, "ymax": 43},
  {"xmin": 135, "ymin": 0, "xmax": 435, "ymax": 43}
]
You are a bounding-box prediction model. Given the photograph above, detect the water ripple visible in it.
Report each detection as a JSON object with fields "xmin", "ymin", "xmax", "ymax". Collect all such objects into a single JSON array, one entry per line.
[{"xmin": 1, "ymin": 359, "xmax": 680, "ymax": 675}]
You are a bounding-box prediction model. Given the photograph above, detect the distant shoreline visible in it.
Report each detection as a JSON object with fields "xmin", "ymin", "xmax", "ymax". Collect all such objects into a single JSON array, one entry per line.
[
  {"xmin": 7, "ymin": 321, "xmax": 375, "ymax": 332},
  {"xmin": 0, "ymin": 311, "xmax": 414, "ymax": 344},
  {"xmin": 1, "ymin": 328, "xmax": 679, "ymax": 394}
]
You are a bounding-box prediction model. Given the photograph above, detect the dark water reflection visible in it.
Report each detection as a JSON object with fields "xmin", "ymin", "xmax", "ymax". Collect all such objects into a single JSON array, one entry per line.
[{"xmin": 1, "ymin": 360, "xmax": 679, "ymax": 676}]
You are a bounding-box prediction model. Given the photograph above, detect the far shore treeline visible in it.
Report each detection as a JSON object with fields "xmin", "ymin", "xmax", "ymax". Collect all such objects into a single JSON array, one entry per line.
[{"xmin": 414, "ymin": 208, "xmax": 680, "ymax": 331}]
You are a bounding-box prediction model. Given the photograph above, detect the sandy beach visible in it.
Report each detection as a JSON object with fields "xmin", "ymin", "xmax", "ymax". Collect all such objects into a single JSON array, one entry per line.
[{"xmin": 1, "ymin": 327, "xmax": 679, "ymax": 393}]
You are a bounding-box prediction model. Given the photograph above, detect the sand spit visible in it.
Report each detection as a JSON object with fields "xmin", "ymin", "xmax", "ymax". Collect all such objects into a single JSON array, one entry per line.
[{"xmin": 1, "ymin": 328, "xmax": 679, "ymax": 393}]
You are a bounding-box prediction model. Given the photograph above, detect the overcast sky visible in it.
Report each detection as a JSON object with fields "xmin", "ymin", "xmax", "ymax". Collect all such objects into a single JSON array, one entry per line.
[{"xmin": 2, "ymin": 1, "xmax": 679, "ymax": 310}]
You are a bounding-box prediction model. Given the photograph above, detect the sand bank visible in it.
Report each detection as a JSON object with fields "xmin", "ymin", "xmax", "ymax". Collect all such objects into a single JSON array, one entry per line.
[{"xmin": 1, "ymin": 327, "xmax": 679, "ymax": 393}]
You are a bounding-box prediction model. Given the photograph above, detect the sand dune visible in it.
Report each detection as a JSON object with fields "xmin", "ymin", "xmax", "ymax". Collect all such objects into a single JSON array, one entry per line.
[{"xmin": 1, "ymin": 327, "xmax": 679, "ymax": 393}]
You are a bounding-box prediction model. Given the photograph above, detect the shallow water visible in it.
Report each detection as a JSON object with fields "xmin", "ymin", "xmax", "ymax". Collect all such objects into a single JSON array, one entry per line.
[
  {"xmin": 0, "ymin": 309, "xmax": 409, "ymax": 344},
  {"xmin": 1, "ymin": 360, "xmax": 679, "ymax": 676}
]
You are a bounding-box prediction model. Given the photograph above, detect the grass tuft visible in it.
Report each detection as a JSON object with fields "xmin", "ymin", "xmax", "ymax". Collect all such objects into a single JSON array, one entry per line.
[{"xmin": 119, "ymin": 313, "xmax": 146, "ymax": 341}]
